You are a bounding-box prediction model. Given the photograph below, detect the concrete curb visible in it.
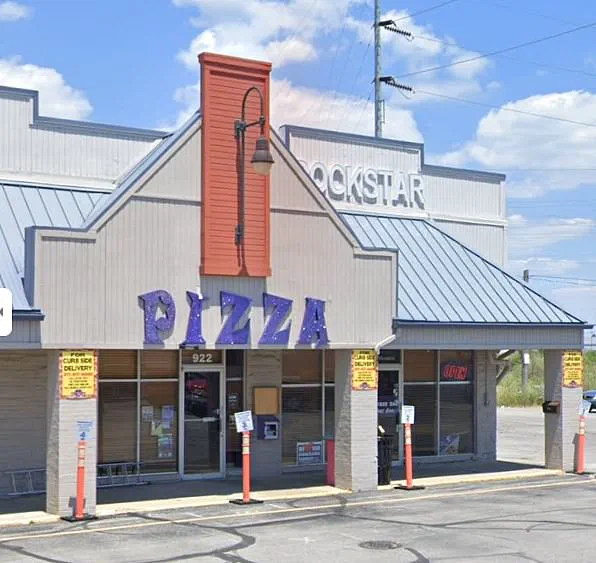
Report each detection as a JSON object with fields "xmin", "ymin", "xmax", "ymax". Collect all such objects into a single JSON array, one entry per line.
[
  {"xmin": 0, "ymin": 469, "xmax": 567, "ymax": 528},
  {"xmin": 385, "ymin": 468, "xmax": 564, "ymax": 489}
]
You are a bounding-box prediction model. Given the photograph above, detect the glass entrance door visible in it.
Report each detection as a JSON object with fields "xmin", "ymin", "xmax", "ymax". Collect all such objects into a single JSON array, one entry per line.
[
  {"xmin": 182, "ymin": 370, "xmax": 224, "ymax": 477},
  {"xmin": 378, "ymin": 369, "xmax": 402, "ymax": 462}
]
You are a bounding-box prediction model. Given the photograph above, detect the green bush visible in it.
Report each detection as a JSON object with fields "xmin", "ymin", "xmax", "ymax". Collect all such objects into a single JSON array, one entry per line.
[{"xmin": 497, "ymin": 350, "xmax": 596, "ymax": 407}]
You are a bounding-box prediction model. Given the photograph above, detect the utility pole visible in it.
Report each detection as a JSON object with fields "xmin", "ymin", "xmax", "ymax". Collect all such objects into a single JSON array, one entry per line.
[
  {"xmin": 374, "ymin": 0, "xmax": 383, "ymax": 138},
  {"xmin": 521, "ymin": 269, "xmax": 530, "ymax": 392}
]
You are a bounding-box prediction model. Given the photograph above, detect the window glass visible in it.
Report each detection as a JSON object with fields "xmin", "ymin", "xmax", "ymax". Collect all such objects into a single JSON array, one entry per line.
[
  {"xmin": 98, "ymin": 383, "xmax": 137, "ymax": 464},
  {"xmin": 181, "ymin": 349, "xmax": 223, "ymax": 366},
  {"xmin": 139, "ymin": 382, "xmax": 178, "ymax": 473},
  {"xmin": 99, "ymin": 350, "xmax": 137, "ymax": 379},
  {"xmin": 324, "ymin": 350, "xmax": 335, "ymax": 382},
  {"xmin": 440, "ymin": 350, "xmax": 473, "ymax": 382},
  {"xmin": 324, "ymin": 386, "xmax": 335, "ymax": 439},
  {"xmin": 439, "ymin": 384, "xmax": 474, "ymax": 454},
  {"xmin": 141, "ymin": 350, "xmax": 178, "ymax": 379},
  {"xmin": 379, "ymin": 349, "xmax": 401, "ymax": 364},
  {"xmin": 282, "ymin": 387, "xmax": 322, "ymax": 464},
  {"xmin": 403, "ymin": 384, "xmax": 437, "ymax": 456},
  {"xmin": 226, "ymin": 350, "xmax": 244, "ymax": 380},
  {"xmin": 226, "ymin": 379, "xmax": 244, "ymax": 468},
  {"xmin": 404, "ymin": 351, "xmax": 436, "ymax": 382},
  {"xmin": 282, "ymin": 350, "xmax": 322, "ymax": 384},
  {"xmin": 378, "ymin": 370, "xmax": 400, "ymax": 460}
]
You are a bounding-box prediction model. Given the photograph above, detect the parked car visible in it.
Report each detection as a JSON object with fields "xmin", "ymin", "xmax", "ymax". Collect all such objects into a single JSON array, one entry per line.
[{"xmin": 584, "ymin": 390, "xmax": 596, "ymax": 413}]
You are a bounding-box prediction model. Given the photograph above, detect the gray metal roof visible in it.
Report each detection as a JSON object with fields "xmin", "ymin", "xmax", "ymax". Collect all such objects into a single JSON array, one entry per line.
[
  {"xmin": 341, "ymin": 212, "xmax": 585, "ymax": 326},
  {"xmin": 0, "ymin": 182, "xmax": 108, "ymax": 311}
]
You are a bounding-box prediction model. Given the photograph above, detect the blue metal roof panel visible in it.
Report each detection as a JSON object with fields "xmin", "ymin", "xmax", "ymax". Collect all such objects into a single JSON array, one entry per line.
[
  {"xmin": 0, "ymin": 182, "xmax": 109, "ymax": 310},
  {"xmin": 341, "ymin": 213, "xmax": 584, "ymax": 325}
]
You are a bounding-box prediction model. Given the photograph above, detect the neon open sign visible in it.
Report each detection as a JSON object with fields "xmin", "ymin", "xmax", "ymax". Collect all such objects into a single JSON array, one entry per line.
[{"xmin": 441, "ymin": 362, "xmax": 470, "ymax": 382}]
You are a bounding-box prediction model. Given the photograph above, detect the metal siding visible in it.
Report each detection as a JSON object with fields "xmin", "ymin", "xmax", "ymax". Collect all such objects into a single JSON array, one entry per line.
[
  {"xmin": 434, "ymin": 219, "xmax": 505, "ymax": 266},
  {"xmin": 270, "ymin": 144, "xmax": 325, "ymax": 212},
  {"xmin": 0, "ymin": 351, "xmax": 47, "ymax": 494},
  {"xmin": 0, "ymin": 93, "xmax": 163, "ymax": 183},
  {"xmin": 341, "ymin": 213, "xmax": 583, "ymax": 325},
  {"xmin": 0, "ymin": 183, "xmax": 108, "ymax": 310},
  {"xmin": 0, "ymin": 320, "xmax": 41, "ymax": 347},
  {"xmin": 395, "ymin": 325, "xmax": 584, "ymax": 349},
  {"xmin": 290, "ymin": 133, "xmax": 421, "ymax": 183},
  {"xmin": 423, "ymin": 174, "xmax": 503, "ymax": 222},
  {"xmin": 136, "ymin": 126, "xmax": 201, "ymax": 201},
  {"xmin": 35, "ymin": 154, "xmax": 395, "ymax": 348}
]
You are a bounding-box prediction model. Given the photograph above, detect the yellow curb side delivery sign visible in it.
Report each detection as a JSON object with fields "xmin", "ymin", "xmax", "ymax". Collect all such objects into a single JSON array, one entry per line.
[
  {"xmin": 562, "ymin": 350, "xmax": 583, "ymax": 389},
  {"xmin": 60, "ymin": 350, "xmax": 98, "ymax": 399},
  {"xmin": 351, "ymin": 350, "xmax": 378, "ymax": 391}
]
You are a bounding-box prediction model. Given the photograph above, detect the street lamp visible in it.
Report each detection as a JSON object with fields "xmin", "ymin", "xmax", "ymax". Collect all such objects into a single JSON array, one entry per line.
[{"xmin": 234, "ymin": 86, "xmax": 274, "ymax": 245}]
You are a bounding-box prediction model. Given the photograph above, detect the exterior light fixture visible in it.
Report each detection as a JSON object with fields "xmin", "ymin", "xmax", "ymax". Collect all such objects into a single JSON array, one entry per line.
[{"xmin": 234, "ymin": 86, "xmax": 274, "ymax": 245}]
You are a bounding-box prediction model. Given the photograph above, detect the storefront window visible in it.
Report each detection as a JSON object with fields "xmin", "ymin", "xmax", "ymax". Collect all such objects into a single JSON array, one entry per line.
[
  {"xmin": 281, "ymin": 350, "xmax": 334, "ymax": 465},
  {"xmin": 403, "ymin": 351, "xmax": 437, "ymax": 455},
  {"xmin": 378, "ymin": 370, "xmax": 400, "ymax": 460},
  {"xmin": 98, "ymin": 383, "xmax": 137, "ymax": 465},
  {"xmin": 140, "ymin": 382, "xmax": 178, "ymax": 473},
  {"xmin": 141, "ymin": 350, "xmax": 178, "ymax": 379},
  {"xmin": 439, "ymin": 351, "xmax": 474, "ymax": 455},
  {"xmin": 226, "ymin": 350, "xmax": 244, "ymax": 469}
]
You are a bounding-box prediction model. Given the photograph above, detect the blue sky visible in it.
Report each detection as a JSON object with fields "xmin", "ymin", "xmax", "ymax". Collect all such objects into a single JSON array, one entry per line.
[{"xmin": 1, "ymin": 0, "xmax": 595, "ymax": 330}]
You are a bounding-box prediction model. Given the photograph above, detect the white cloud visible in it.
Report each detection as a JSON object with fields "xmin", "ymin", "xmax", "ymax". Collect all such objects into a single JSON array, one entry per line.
[
  {"xmin": 175, "ymin": 0, "xmax": 365, "ymax": 71},
  {"xmin": 347, "ymin": 10, "xmax": 489, "ymax": 102},
  {"xmin": 439, "ymin": 90, "xmax": 596, "ymax": 198},
  {"xmin": 0, "ymin": 1, "xmax": 31, "ymax": 21},
  {"xmin": 508, "ymin": 214, "xmax": 594, "ymax": 259},
  {"xmin": 160, "ymin": 76, "xmax": 423, "ymax": 143},
  {"xmin": 549, "ymin": 286, "xmax": 596, "ymax": 324},
  {"xmin": 0, "ymin": 57, "xmax": 92, "ymax": 119},
  {"xmin": 271, "ymin": 78, "xmax": 422, "ymax": 141}
]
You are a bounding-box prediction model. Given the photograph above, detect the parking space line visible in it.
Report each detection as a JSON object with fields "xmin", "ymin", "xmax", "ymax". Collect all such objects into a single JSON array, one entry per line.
[{"xmin": 0, "ymin": 478, "xmax": 593, "ymax": 545}]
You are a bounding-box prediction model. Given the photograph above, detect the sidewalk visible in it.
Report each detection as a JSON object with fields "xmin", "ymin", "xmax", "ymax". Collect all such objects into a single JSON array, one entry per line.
[{"xmin": 0, "ymin": 460, "xmax": 564, "ymax": 528}]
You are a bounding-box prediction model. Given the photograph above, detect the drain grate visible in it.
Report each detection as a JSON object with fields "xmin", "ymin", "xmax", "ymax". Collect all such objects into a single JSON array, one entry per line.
[{"xmin": 359, "ymin": 540, "xmax": 401, "ymax": 551}]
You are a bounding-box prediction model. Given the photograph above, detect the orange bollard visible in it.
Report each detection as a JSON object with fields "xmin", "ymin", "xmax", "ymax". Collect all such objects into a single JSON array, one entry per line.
[
  {"xmin": 576, "ymin": 416, "xmax": 586, "ymax": 474},
  {"xmin": 75, "ymin": 439, "xmax": 86, "ymax": 519},
  {"xmin": 395, "ymin": 423, "xmax": 424, "ymax": 491},
  {"xmin": 230, "ymin": 431, "xmax": 263, "ymax": 506}
]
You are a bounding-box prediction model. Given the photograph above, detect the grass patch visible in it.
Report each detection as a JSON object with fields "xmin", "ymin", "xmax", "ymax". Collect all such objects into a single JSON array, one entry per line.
[{"xmin": 497, "ymin": 350, "xmax": 596, "ymax": 407}]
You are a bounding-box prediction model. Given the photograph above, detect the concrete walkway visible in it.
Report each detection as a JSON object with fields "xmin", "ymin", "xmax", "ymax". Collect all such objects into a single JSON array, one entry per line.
[{"xmin": 0, "ymin": 461, "xmax": 563, "ymax": 528}]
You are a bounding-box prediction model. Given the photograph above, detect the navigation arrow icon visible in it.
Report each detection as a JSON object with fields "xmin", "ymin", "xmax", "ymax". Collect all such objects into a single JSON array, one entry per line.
[{"xmin": 0, "ymin": 289, "xmax": 13, "ymax": 337}]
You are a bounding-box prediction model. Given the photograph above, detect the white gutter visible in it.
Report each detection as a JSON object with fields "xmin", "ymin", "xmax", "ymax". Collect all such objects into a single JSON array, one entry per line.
[{"xmin": 375, "ymin": 334, "xmax": 397, "ymax": 354}]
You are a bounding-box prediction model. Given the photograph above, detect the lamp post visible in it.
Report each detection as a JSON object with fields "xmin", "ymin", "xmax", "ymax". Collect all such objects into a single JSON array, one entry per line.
[{"xmin": 234, "ymin": 86, "xmax": 274, "ymax": 246}]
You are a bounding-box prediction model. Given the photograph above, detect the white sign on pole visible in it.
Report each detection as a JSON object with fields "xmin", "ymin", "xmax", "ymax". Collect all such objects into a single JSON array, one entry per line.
[
  {"xmin": 401, "ymin": 405, "xmax": 415, "ymax": 424},
  {"xmin": 579, "ymin": 400, "xmax": 591, "ymax": 417},
  {"xmin": 77, "ymin": 420, "xmax": 93, "ymax": 441},
  {"xmin": 234, "ymin": 410, "xmax": 254, "ymax": 433}
]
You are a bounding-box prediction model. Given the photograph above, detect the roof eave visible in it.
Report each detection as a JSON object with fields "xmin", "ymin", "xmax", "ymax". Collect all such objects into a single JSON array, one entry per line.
[{"xmin": 393, "ymin": 319, "xmax": 591, "ymax": 330}]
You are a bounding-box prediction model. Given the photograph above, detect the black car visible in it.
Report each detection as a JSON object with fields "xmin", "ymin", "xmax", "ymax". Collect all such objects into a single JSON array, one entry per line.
[{"xmin": 584, "ymin": 390, "xmax": 596, "ymax": 413}]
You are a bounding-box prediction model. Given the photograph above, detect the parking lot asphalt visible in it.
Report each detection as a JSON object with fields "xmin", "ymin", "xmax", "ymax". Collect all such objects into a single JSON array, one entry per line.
[
  {"xmin": 0, "ymin": 475, "xmax": 594, "ymax": 562},
  {"xmin": 497, "ymin": 406, "xmax": 596, "ymax": 472}
]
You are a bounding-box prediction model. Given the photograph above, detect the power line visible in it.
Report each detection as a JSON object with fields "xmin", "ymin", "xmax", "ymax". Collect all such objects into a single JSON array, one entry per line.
[
  {"xmin": 480, "ymin": 0, "xmax": 581, "ymax": 27},
  {"xmin": 339, "ymin": 34, "xmax": 373, "ymax": 124},
  {"xmin": 353, "ymin": 85, "xmax": 374, "ymax": 134},
  {"xmin": 392, "ymin": 0, "xmax": 463, "ymax": 23},
  {"xmin": 415, "ymin": 34, "xmax": 596, "ymax": 80},
  {"xmin": 413, "ymin": 88, "xmax": 596, "ymax": 129},
  {"xmin": 397, "ymin": 20, "xmax": 596, "ymax": 80}
]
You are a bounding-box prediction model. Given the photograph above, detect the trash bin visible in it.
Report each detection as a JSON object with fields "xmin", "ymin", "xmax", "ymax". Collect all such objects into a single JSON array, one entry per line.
[{"xmin": 377, "ymin": 435, "xmax": 393, "ymax": 485}]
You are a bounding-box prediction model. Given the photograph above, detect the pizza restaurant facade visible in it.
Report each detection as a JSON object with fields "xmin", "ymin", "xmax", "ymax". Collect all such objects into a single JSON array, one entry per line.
[{"xmin": 0, "ymin": 53, "xmax": 588, "ymax": 517}]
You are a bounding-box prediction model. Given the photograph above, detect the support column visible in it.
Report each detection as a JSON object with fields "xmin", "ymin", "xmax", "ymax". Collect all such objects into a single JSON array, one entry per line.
[
  {"xmin": 334, "ymin": 350, "xmax": 377, "ymax": 491},
  {"xmin": 544, "ymin": 350, "xmax": 582, "ymax": 472},
  {"xmin": 46, "ymin": 351, "xmax": 98, "ymax": 517}
]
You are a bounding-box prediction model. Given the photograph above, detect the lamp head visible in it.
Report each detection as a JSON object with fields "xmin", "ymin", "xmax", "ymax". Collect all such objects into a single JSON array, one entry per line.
[{"xmin": 251, "ymin": 136, "xmax": 274, "ymax": 176}]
